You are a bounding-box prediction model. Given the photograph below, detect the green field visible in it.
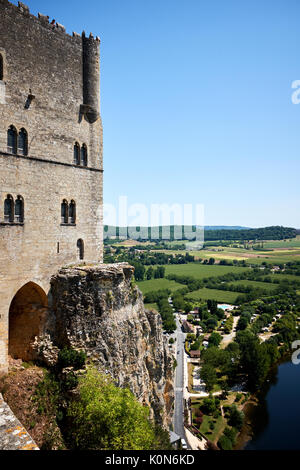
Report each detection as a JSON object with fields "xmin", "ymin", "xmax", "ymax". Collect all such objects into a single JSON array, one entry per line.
[
  {"xmin": 185, "ymin": 287, "xmax": 243, "ymax": 304},
  {"xmin": 243, "ymin": 255, "xmax": 300, "ymax": 265},
  {"xmin": 262, "ymin": 236, "xmax": 300, "ymax": 249},
  {"xmin": 270, "ymin": 273, "xmax": 300, "ymax": 282},
  {"xmin": 136, "ymin": 260, "xmax": 300, "ymax": 305},
  {"xmin": 229, "ymin": 279, "xmax": 279, "ymax": 291},
  {"xmin": 164, "ymin": 263, "xmax": 249, "ymax": 279},
  {"xmin": 155, "ymin": 248, "xmax": 300, "ymax": 264},
  {"xmin": 199, "ymin": 414, "xmax": 226, "ymax": 442},
  {"xmin": 137, "ymin": 278, "xmax": 182, "ymax": 294}
]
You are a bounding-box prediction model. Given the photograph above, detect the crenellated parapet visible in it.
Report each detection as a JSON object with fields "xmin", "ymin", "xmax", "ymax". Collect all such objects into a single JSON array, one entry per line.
[{"xmin": 0, "ymin": 0, "xmax": 100, "ymax": 44}]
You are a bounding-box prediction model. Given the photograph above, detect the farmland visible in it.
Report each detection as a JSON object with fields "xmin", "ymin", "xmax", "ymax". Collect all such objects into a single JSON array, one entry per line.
[
  {"xmin": 228, "ymin": 279, "xmax": 279, "ymax": 291},
  {"xmin": 135, "ymin": 262, "xmax": 300, "ymax": 306},
  {"xmin": 104, "ymin": 231, "xmax": 300, "ymax": 305},
  {"xmin": 185, "ymin": 287, "xmax": 243, "ymax": 304},
  {"xmin": 163, "ymin": 264, "xmax": 249, "ymax": 278},
  {"xmin": 137, "ymin": 278, "xmax": 182, "ymax": 294}
]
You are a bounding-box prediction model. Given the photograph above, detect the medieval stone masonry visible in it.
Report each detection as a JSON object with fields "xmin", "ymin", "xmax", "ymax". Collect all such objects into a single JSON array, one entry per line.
[{"xmin": 0, "ymin": 0, "xmax": 103, "ymax": 372}]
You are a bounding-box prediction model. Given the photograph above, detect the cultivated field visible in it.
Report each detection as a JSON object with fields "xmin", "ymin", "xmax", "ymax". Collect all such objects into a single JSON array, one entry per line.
[
  {"xmin": 137, "ymin": 278, "xmax": 182, "ymax": 294},
  {"xmin": 229, "ymin": 279, "xmax": 279, "ymax": 291},
  {"xmin": 185, "ymin": 287, "xmax": 243, "ymax": 304},
  {"xmin": 164, "ymin": 264, "xmax": 249, "ymax": 278}
]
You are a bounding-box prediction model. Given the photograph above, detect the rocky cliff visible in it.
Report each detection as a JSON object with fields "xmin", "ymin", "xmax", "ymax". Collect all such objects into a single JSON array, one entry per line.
[{"xmin": 37, "ymin": 263, "xmax": 174, "ymax": 427}]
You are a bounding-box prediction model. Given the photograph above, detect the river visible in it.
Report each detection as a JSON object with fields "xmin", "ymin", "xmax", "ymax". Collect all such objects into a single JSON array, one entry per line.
[{"xmin": 239, "ymin": 358, "xmax": 300, "ymax": 450}]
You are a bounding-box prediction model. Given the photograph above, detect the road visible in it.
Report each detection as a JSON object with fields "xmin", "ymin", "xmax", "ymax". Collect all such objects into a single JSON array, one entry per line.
[
  {"xmin": 173, "ymin": 313, "xmax": 186, "ymax": 440},
  {"xmin": 220, "ymin": 315, "xmax": 240, "ymax": 349}
]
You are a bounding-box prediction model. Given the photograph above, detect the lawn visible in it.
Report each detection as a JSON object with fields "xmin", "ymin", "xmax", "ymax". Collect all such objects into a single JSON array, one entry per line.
[
  {"xmin": 199, "ymin": 415, "xmax": 226, "ymax": 443},
  {"xmin": 185, "ymin": 288, "xmax": 243, "ymax": 304},
  {"xmin": 137, "ymin": 278, "xmax": 182, "ymax": 294}
]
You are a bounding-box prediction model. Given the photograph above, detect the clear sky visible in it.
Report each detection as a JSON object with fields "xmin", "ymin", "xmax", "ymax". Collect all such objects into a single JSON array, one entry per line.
[{"xmin": 11, "ymin": 0, "xmax": 300, "ymax": 228}]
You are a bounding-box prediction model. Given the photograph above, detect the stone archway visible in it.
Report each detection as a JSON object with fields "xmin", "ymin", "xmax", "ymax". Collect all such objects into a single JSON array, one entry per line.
[{"xmin": 9, "ymin": 282, "xmax": 48, "ymax": 362}]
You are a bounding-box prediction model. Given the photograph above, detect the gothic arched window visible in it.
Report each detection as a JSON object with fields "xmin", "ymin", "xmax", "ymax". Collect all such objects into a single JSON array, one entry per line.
[
  {"xmin": 18, "ymin": 128, "xmax": 28, "ymax": 156},
  {"xmin": 81, "ymin": 144, "xmax": 88, "ymax": 167},
  {"xmin": 69, "ymin": 200, "xmax": 76, "ymax": 224},
  {"xmin": 7, "ymin": 126, "xmax": 17, "ymax": 154},
  {"xmin": 4, "ymin": 195, "xmax": 14, "ymax": 223},
  {"xmin": 77, "ymin": 239, "xmax": 84, "ymax": 260},
  {"xmin": 61, "ymin": 200, "xmax": 68, "ymax": 224},
  {"xmin": 15, "ymin": 196, "xmax": 24, "ymax": 223},
  {"xmin": 74, "ymin": 142, "xmax": 80, "ymax": 165}
]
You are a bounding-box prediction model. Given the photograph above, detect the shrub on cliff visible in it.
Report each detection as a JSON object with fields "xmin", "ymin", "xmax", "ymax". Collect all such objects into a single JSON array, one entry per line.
[
  {"xmin": 65, "ymin": 366, "xmax": 171, "ymax": 450},
  {"xmin": 57, "ymin": 348, "xmax": 86, "ymax": 370}
]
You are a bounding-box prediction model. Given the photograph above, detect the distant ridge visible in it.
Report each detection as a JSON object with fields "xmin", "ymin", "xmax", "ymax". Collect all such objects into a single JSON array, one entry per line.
[
  {"xmin": 203, "ymin": 226, "xmax": 250, "ymax": 230},
  {"xmin": 104, "ymin": 225, "xmax": 296, "ymax": 241}
]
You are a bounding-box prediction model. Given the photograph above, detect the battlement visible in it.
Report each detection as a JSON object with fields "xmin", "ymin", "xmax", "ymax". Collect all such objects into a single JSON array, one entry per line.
[{"xmin": 1, "ymin": 0, "xmax": 100, "ymax": 43}]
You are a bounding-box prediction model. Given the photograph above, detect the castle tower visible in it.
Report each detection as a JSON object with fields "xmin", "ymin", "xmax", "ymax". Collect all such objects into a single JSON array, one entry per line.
[{"xmin": 0, "ymin": 1, "xmax": 103, "ymax": 372}]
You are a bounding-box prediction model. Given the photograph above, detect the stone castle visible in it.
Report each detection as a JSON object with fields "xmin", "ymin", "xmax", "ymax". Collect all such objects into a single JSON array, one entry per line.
[{"xmin": 0, "ymin": 0, "xmax": 103, "ymax": 372}]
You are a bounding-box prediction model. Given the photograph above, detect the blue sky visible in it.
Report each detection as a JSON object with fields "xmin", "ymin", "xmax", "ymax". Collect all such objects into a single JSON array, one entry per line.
[{"xmin": 11, "ymin": 0, "xmax": 300, "ymax": 227}]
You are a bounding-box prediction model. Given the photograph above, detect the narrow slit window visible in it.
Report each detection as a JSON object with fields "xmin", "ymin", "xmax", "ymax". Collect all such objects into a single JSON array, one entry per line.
[{"xmin": 77, "ymin": 239, "xmax": 84, "ymax": 260}]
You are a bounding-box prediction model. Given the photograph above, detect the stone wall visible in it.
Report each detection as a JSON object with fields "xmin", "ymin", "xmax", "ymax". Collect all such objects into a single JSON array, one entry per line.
[
  {"xmin": 0, "ymin": 393, "xmax": 39, "ymax": 450},
  {"xmin": 0, "ymin": 1, "xmax": 103, "ymax": 371}
]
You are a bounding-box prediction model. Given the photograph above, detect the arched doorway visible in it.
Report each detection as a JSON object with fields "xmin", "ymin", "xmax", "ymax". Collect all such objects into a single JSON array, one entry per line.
[{"xmin": 9, "ymin": 282, "xmax": 48, "ymax": 362}]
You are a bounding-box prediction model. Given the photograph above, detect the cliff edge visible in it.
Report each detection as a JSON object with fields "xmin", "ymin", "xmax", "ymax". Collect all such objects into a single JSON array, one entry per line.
[{"xmin": 36, "ymin": 263, "xmax": 174, "ymax": 427}]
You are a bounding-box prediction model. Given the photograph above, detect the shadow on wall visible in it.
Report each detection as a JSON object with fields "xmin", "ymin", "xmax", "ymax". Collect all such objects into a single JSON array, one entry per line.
[{"xmin": 9, "ymin": 282, "xmax": 48, "ymax": 362}]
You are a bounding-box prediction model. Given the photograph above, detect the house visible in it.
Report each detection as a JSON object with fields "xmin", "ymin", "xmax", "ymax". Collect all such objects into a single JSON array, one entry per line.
[
  {"xmin": 189, "ymin": 350, "xmax": 201, "ymax": 359},
  {"xmin": 182, "ymin": 320, "xmax": 194, "ymax": 333}
]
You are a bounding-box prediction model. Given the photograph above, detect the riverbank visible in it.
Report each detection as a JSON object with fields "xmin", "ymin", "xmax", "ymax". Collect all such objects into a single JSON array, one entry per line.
[
  {"xmin": 234, "ymin": 353, "xmax": 300, "ymax": 450},
  {"xmin": 234, "ymin": 399, "xmax": 259, "ymax": 450}
]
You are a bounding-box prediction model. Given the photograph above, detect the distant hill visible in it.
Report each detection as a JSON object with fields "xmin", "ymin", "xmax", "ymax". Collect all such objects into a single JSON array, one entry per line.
[
  {"xmin": 203, "ymin": 226, "xmax": 250, "ymax": 230},
  {"xmin": 104, "ymin": 225, "xmax": 297, "ymax": 242}
]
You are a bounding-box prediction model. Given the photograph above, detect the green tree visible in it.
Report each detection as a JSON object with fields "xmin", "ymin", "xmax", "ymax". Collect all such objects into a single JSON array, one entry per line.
[
  {"xmin": 228, "ymin": 405, "xmax": 244, "ymax": 430},
  {"xmin": 133, "ymin": 263, "xmax": 145, "ymax": 281},
  {"xmin": 201, "ymin": 364, "xmax": 217, "ymax": 392},
  {"xmin": 146, "ymin": 267, "xmax": 154, "ymax": 280},
  {"xmin": 208, "ymin": 332, "xmax": 222, "ymax": 348},
  {"xmin": 66, "ymin": 367, "xmax": 168, "ymax": 450},
  {"xmin": 218, "ymin": 435, "xmax": 232, "ymax": 450},
  {"xmin": 184, "ymin": 302, "xmax": 193, "ymax": 314}
]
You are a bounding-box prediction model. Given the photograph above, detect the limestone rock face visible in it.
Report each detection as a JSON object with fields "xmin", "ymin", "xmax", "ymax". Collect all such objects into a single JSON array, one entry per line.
[{"xmin": 43, "ymin": 263, "xmax": 174, "ymax": 426}]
